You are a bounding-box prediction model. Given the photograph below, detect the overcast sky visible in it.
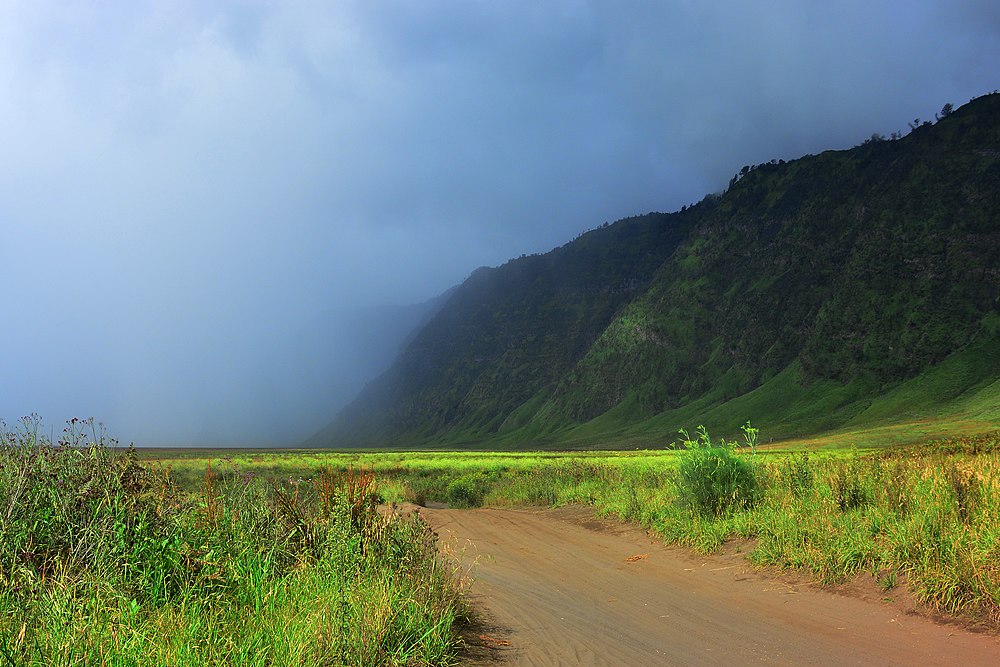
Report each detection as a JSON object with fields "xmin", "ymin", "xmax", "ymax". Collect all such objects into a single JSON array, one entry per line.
[{"xmin": 2, "ymin": 1, "xmax": 998, "ymax": 445}]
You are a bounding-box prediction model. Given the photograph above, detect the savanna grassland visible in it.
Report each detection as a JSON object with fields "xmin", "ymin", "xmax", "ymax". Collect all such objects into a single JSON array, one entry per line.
[
  {"xmin": 143, "ymin": 423, "xmax": 1000, "ymax": 632},
  {"xmin": 0, "ymin": 417, "xmax": 465, "ymax": 667},
  {"xmin": 4, "ymin": 416, "xmax": 1000, "ymax": 666}
]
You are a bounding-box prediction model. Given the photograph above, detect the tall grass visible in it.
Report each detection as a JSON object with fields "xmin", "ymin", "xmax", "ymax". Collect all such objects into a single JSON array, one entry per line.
[
  {"xmin": 139, "ymin": 430, "xmax": 1000, "ymax": 627},
  {"xmin": 0, "ymin": 416, "xmax": 464, "ymax": 666},
  {"xmin": 675, "ymin": 422, "xmax": 761, "ymax": 516}
]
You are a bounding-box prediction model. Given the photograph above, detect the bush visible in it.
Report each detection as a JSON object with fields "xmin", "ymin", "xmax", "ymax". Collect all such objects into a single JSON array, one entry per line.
[
  {"xmin": 446, "ymin": 471, "xmax": 496, "ymax": 508},
  {"xmin": 0, "ymin": 415, "xmax": 183, "ymax": 604},
  {"xmin": 675, "ymin": 423, "xmax": 761, "ymax": 516},
  {"xmin": 406, "ymin": 470, "xmax": 452, "ymax": 506}
]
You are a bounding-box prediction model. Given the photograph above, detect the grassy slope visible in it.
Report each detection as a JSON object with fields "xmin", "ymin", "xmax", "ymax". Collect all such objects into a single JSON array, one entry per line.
[
  {"xmin": 517, "ymin": 331, "xmax": 1000, "ymax": 450},
  {"xmin": 543, "ymin": 94, "xmax": 1000, "ymax": 440},
  {"xmin": 427, "ymin": 328, "xmax": 1000, "ymax": 451}
]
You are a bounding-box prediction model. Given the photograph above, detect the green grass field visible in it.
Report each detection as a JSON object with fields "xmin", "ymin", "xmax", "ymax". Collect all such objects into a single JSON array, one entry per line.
[
  {"xmin": 139, "ymin": 424, "xmax": 1000, "ymax": 631},
  {"xmin": 5, "ymin": 415, "xmax": 1000, "ymax": 666}
]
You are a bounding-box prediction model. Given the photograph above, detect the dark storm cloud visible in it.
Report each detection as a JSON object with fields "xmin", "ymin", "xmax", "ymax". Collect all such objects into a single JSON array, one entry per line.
[{"xmin": 2, "ymin": 1, "xmax": 997, "ymax": 444}]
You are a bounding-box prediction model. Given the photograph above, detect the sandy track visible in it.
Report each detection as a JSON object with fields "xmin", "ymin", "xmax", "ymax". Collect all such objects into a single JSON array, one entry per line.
[{"xmin": 419, "ymin": 505, "xmax": 998, "ymax": 666}]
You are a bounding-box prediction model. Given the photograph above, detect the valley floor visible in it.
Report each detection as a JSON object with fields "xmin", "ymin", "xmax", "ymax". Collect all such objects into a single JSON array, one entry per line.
[{"xmin": 421, "ymin": 504, "xmax": 999, "ymax": 667}]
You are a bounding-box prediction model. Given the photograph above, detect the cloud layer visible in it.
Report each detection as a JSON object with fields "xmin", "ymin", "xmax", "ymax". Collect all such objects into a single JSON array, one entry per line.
[{"xmin": 2, "ymin": 1, "xmax": 998, "ymax": 444}]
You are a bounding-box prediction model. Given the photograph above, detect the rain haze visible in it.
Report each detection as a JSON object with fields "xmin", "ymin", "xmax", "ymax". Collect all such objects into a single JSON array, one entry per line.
[{"xmin": 2, "ymin": 1, "xmax": 998, "ymax": 445}]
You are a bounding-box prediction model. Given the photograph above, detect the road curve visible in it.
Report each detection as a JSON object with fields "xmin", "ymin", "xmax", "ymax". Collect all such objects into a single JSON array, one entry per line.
[{"xmin": 419, "ymin": 505, "xmax": 999, "ymax": 666}]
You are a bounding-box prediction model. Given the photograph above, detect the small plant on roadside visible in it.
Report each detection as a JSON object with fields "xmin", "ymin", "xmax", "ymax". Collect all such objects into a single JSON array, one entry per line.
[
  {"xmin": 675, "ymin": 423, "xmax": 761, "ymax": 516},
  {"xmin": 878, "ymin": 570, "xmax": 898, "ymax": 592},
  {"xmin": 740, "ymin": 419, "xmax": 759, "ymax": 454}
]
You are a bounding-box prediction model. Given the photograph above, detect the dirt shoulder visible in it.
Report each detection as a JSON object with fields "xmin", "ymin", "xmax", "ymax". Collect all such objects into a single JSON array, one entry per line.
[{"xmin": 418, "ymin": 505, "xmax": 999, "ymax": 666}]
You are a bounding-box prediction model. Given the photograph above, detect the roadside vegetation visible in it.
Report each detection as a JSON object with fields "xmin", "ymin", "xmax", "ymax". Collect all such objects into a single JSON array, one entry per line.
[
  {"xmin": 145, "ymin": 426, "xmax": 1000, "ymax": 629},
  {"xmin": 17, "ymin": 415, "xmax": 994, "ymax": 665},
  {"xmin": 0, "ymin": 416, "xmax": 464, "ymax": 667}
]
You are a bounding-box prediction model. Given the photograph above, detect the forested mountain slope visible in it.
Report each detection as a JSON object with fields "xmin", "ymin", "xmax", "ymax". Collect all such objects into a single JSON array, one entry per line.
[
  {"xmin": 310, "ymin": 208, "xmax": 700, "ymax": 446},
  {"xmin": 311, "ymin": 94, "xmax": 1000, "ymax": 448}
]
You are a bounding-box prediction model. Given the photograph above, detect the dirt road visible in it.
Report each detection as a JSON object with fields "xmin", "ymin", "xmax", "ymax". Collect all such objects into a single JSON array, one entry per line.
[{"xmin": 419, "ymin": 505, "xmax": 999, "ymax": 666}]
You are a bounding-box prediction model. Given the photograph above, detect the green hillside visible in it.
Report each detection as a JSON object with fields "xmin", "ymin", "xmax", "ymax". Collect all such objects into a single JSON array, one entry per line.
[
  {"xmin": 312, "ymin": 208, "xmax": 700, "ymax": 446},
  {"xmin": 311, "ymin": 94, "xmax": 1000, "ymax": 449}
]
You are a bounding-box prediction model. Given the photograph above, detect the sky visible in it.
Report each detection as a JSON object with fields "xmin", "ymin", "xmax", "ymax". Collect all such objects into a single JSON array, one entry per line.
[{"xmin": 2, "ymin": 1, "xmax": 998, "ymax": 445}]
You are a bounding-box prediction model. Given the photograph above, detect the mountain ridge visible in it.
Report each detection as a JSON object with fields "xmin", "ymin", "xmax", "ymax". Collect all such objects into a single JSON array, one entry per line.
[{"xmin": 309, "ymin": 93, "xmax": 1000, "ymax": 449}]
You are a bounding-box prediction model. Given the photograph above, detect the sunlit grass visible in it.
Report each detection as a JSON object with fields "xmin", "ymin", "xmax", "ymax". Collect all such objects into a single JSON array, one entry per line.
[
  {"xmin": 136, "ymin": 421, "xmax": 1000, "ymax": 632},
  {"xmin": 146, "ymin": 428, "xmax": 1000, "ymax": 629},
  {"xmin": 0, "ymin": 417, "xmax": 465, "ymax": 667}
]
